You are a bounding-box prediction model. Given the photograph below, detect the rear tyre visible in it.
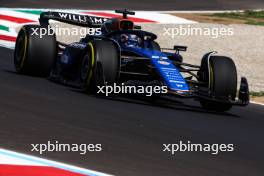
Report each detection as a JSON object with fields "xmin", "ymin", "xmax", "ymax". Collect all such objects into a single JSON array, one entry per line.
[
  {"xmin": 80, "ymin": 40, "xmax": 119, "ymax": 93},
  {"xmin": 198, "ymin": 55, "xmax": 237, "ymax": 111},
  {"xmin": 14, "ymin": 25, "xmax": 57, "ymax": 76}
]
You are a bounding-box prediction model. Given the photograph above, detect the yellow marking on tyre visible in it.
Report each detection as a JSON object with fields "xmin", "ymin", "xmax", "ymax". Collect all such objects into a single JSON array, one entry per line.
[
  {"xmin": 209, "ymin": 62, "xmax": 214, "ymax": 89},
  {"xmin": 20, "ymin": 27, "xmax": 28, "ymax": 69},
  {"xmin": 87, "ymin": 42, "xmax": 95, "ymax": 85}
]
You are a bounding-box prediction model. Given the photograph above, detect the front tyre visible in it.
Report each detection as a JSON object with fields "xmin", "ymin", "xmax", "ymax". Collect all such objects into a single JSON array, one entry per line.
[
  {"xmin": 198, "ymin": 55, "xmax": 237, "ymax": 111},
  {"xmin": 80, "ymin": 40, "xmax": 119, "ymax": 93}
]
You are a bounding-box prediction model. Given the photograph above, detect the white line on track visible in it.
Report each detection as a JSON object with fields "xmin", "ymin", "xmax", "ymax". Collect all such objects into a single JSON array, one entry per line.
[
  {"xmin": 250, "ymin": 101, "xmax": 264, "ymax": 106},
  {"xmin": 0, "ymin": 40, "xmax": 15, "ymax": 49}
]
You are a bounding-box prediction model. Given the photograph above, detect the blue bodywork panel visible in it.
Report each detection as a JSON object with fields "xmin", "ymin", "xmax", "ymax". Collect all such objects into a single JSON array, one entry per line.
[
  {"xmin": 60, "ymin": 34, "xmax": 189, "ymax": 92},
  {"xmin": 124, "ymin": 46, "xmax": 189, "ymax": 91}
]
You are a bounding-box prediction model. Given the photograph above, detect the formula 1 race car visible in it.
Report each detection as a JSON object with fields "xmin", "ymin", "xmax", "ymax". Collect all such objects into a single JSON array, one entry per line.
[{"xmin": 14, "ymin": 9, "xmax": 249, "ymax": 111}]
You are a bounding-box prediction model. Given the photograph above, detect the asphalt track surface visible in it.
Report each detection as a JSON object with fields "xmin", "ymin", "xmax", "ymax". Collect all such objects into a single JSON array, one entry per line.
[
  {"xmin": 0, "ymin": 45, "xmax": 264, "ymax": 176},
  {"xmin": 1, "ymin": 0, "xmax": 264, "ymax": 10}
]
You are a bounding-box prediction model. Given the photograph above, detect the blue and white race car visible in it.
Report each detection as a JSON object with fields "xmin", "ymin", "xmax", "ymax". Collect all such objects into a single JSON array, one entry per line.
[{"xmin": 14, "ymin": 10, "xmax": 249, "ymax": 111}]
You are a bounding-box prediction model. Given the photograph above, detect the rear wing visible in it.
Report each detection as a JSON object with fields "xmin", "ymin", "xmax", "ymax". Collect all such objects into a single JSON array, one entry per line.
[{"xmin": 39, "ymin": 11, "xmax": 109, "ymax": 27}]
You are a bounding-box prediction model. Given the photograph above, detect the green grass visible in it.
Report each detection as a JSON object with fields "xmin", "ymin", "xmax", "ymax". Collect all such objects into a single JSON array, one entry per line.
[
  {"xmin": 211, "ymin": 10, "xmax": 264, "ymax": 19},
  {"xmin": 243, "ymin": 10, "xmax": 264, "ymax": 18},
  {"xmin": 208, "ymin": 10, "xmax": 264, "ymax": 26},
  {"xmin": 245, "ymin": 20, "xmax": 264, "ymax": 26},
  {"xmin": 250, "ymin": 91, "xmax": 264, "ymax": 97}
]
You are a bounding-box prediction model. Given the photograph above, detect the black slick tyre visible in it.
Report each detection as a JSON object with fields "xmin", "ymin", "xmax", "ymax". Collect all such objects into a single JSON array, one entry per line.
[
  {"xmin": 14, "ymin": 25, "xmax": 57, "ymax": 76},
  {"xmin": 198, "ymin": 55, "xmax": 237, "ymax": 111},
  {"xmin": 80, "ymin": 40, "xmax": 119, "ymax": 93}
]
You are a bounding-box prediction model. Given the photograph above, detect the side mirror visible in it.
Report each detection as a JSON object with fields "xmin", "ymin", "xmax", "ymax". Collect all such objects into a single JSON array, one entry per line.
[{"xmin": 174, "ymin": 45, "xmax": 187, "ymax": 52}]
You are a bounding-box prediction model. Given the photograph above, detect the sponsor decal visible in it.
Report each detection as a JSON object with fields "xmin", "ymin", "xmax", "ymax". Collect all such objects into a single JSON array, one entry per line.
[
  {"xmin": 58, "ymin": 12, "xmax": 108, "ymax": 25},
  {"xmin": 151, "ymin": 55, "xmax": 159, "ymax": 59},
  {"xmin": 158, "ymin": 60, "xmax": 170, "ymax": 65}
]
